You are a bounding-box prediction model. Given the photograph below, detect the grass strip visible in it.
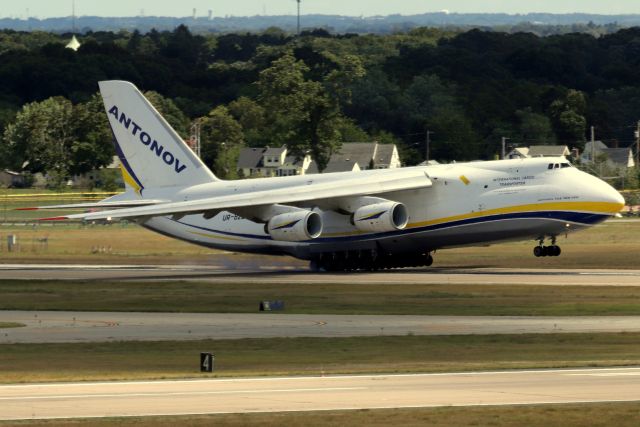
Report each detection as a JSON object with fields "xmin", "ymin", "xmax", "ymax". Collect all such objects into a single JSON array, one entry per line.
[
  {"xmin": 0, "ymin": 323, "xmax": 24, "ymax": 329},
  {"xmin": 2, "ymin": 403, "xmax": 640, "ymax": 427},
  {"xmin": 0, "ymin": 220, "xmax": 640, "ymax": 268},
  {"xmin": 1, "ymin": 280, "xmax": 640, "ymax": 316},
  {"xmin": 1, "ymin": 333, "xmax": 638, "ymax": 383}
]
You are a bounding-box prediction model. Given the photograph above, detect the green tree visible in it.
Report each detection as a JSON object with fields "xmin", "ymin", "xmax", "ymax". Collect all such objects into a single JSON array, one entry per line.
[
  {"xmin": 257, "ymin": 52, "xmax": 364, "ymax": 170},
  {"xmin": 550, "ymin": 90, "xmax": 588, "ymax": 148},
  {"xmin": 515, "ymin": 108, "xmax": 556, "ymax": 145},
  {"xmin": 1, "ymin": 96, "xmax": 114, "ymax": 188},
  {"xmin": 200, "ymin": 106, "xmax": 244, "ymax": 179},
  {"xmin": 430, "ymin": 108, "xmax": 479, "ymax": 161},
  {"xmin": 72, "ymin": 94, "xmax": 115, "ymax": 175},
  {"xmin": 228, "ymin": 97, "xmax": 266, "ymax": 147},
  {"xmin": 3, "ymin": 97, "xmax": 74, "ymax": 187}
]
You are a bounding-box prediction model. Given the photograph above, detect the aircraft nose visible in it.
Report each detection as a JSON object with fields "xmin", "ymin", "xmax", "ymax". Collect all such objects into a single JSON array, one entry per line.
[
  {"xmin": 580, "ymin": 171, "xmax": 625, "ymax": 214},
  {"xmin": 596, "ymin": 179, "xmax": 625, "ymax": 212},
  {"xmin": 611, "ymin": 188, "xmax": 625, "ymax": 207}
]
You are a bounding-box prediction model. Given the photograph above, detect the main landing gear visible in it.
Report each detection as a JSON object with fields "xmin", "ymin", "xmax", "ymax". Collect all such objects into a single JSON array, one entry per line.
[
  {"xmin": 533, "ymin": 237, "xmax": 561, "ymax": 258},
  {"xmin": 312, "ymin": 250, "xmax": 434, "ymax": 272}
]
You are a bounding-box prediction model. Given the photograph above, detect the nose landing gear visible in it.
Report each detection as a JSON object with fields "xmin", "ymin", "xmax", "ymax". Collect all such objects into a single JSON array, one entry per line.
[{"xmin": 533, "ymin": 237, "xmax": 561, "ymax": 257}]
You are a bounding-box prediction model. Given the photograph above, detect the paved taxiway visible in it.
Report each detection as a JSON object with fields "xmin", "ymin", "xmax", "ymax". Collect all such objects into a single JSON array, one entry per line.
[
  {"xmin": 2, "ymin": 368, "xmax": 640, "ymax": 420},
  {"xmin": 3, "ymin": 311, "xmax": 640, "ymax": 343},
  {"xmin": 2, "ymin": 264, "xmax": 640, "ymax": 286}
]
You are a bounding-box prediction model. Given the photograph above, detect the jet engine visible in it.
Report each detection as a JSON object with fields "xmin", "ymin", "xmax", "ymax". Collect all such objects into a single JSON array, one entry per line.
[
  {"xmin": 352, "ymin": 201, "xmax": 408, "ymax": 233},
  {"xmin": 267, "ymin": 211, "xmax": 323, "ymax": 242}
]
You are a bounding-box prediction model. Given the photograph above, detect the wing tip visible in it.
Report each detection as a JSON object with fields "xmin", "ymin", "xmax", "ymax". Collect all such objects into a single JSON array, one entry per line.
[{"xmin": 15, "ymin": 207, "xmax": 39, "ymax": 211}]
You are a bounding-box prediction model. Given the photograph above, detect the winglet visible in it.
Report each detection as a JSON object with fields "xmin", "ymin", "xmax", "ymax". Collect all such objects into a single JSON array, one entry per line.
[
  {"xmin": 15, "ymin": 207, "xmax": 39, "ymax": 211},
  {"xmin": 39, "ymin": 216, "xmax": 69, "ymax": 221}
]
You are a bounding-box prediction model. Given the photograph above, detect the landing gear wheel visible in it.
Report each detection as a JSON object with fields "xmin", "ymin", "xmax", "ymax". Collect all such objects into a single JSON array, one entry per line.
[
  {"xmin": 534, "ymin": 245, "xmax": 561, "ymax": 258},
  {"xmin": 424, "ymin": 254, "xmax": 434, "ymax": 267}
]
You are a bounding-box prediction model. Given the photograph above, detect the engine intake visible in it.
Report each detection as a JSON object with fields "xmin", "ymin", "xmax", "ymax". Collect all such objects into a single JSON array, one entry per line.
[
  {"xmin": 352, "ymin": 202, "xmax": 408, "ymax": 233},
  {"xmin": 267, "ymin": 211, "xmax": 323, "ymax": 242}
]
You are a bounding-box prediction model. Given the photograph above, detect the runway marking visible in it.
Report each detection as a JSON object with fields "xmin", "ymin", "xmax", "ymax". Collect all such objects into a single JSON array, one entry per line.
[
  {"xmin": 0, "ymin": 387, "xmax": 366, "ymax": 402},
  {"xmin": 6, "ymin": 399, "xmax": 640, "ymax": 422},
  {"xmin": 566, "ymin": 372, "xmax": 640, "ymax": 377},
  {"xmin": 3, "ymin": 367, "xmax": 640, "ymax": 389}
]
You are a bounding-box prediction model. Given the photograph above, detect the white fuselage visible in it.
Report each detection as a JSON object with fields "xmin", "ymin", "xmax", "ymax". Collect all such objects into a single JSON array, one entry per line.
[{"xmin": 136, "ymin": 157, "xmax": 624, "ymax": 261}]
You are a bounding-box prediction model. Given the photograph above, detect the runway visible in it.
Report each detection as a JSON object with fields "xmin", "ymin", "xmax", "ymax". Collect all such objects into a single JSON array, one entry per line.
[
  {"xmin": 3, "ymin": 311, "xmax": 640, "ymax": 343},
  {"xmin": 2, "ymin": 264, "xmax": 640, "ymax": 286},
  {"xmin": 2, "ymin": 368, "xmax": 640, "ymax": 420}
]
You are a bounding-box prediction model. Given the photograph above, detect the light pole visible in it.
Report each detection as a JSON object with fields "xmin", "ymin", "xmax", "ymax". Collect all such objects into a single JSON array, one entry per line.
[
  {"xmin": 425, "ymin": 130, "xmax": 434, "ymax": 163},
  {"xmin": 297, "ymin": 0, "xmax": 301, "ymax": 35},
  {"xmin": 501, "ymin": 137, "xmax": 510, "ymax": 160},
  {"xmin": 635, "ymin": 120, "xmax": 640, "ymax": 168}
]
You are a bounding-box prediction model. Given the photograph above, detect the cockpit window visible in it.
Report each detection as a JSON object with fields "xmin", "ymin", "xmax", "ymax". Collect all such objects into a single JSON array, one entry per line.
[{"xmin": 548, "ymin": 162, "xmax": 572, "ymax": 171}]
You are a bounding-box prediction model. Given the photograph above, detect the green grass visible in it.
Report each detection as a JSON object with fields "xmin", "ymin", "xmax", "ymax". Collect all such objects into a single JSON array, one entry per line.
[
  {"xmin": 1, "ymin": 333, "xmax": 639, "ymax": 383},
  {"xmin": 3, "ymin": 403, "xmax": 639, "ymax": 427},
  {"xmin": 0, "ymin": 322, "xmax": 24, "ymax": 329},
  {"xmin": 0, "ymin": 220, "xmax": 638, "ymax": 267},
  {"xmin": 0, "ymin": 223, "xmax": 276, "ymax": 265},
  {"xmin": 1, "ymin": 280, "xmax": 639, "ymax": 316},
  {"xmin": 0, "ymin": 202, "xmax": 639, "ymax": 268}
]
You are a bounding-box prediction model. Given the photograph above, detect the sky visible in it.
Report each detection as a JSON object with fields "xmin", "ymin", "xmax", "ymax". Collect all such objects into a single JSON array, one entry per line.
[{"xmin": 3, "ymin": 0, "xmax": 640, "ymax": 19}]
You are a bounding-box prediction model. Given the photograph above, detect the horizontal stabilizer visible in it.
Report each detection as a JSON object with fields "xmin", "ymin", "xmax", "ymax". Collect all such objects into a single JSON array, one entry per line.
[{"xmin": 17, "ymin": 200, "xmax": 166, "ymax": 211}]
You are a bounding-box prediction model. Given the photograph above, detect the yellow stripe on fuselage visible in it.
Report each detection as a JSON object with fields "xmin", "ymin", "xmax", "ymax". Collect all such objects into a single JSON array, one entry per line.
[
  {"xmin": 322, "ymin": 201, "xmax": 623, "ymax": 238},
  {"xmin": 408, "ymin": 201, "xmax": 623, "ymax": 229}
]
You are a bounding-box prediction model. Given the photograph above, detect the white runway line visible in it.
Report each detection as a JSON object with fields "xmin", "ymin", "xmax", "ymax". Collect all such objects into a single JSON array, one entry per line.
[{"xmin": 2, "ymin": 368, "xmax": 640, "ymax": 420}]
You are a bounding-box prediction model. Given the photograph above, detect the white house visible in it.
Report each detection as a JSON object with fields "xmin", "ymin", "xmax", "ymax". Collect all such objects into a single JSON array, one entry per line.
[
  {"xmin": 323, "ymin": 143, "xmax": 401, "ymax": 173},
  {"xmin": 582, "ymin": 141, "xmax": 635, "ymax": 170},
  {"xmin": 236, "ymin": 146, "xmax": 315, "ymax": 177}
]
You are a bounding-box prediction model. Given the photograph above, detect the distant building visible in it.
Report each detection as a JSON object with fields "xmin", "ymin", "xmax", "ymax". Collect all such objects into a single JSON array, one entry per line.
[
  {"xmin": 528, "ymin": 145, "xmax": 571, "ymax": 157},
  {"xmin": 70, "ymin": 156, "xmax": 124, "ymax": 188},
  {"xmin": 323, "ymin": 142, "xmax": 401, "ymax": 173},
  {"xmin": 507, "ymin": 147, "xmax": 529, "ymax": 159},
  {"xmin": 507, "ymin": 145, "xmax": 570, "ymax": 159},
  {"xmin": 582, "ymin": 141, "xmax": 635, "ymax": 170},
  {"xmin": 0, "ymin": 170, "xmax": 25, "ymax": 187},
  {"xmin": 236, "ymin": 142, "xmax": 401, "ymax": 177},
  {"xmin": 236, "ymin": 146, "xmax": 314, "ymax": 177},
  {"xmin": 323, "ymin": 159, "xmax": 361, "ymax": 173}
]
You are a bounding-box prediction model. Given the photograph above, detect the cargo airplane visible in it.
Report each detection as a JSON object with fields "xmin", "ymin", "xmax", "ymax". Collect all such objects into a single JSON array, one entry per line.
[{"xmin": 24, "ymin": 81, "xmax": 625, "ymax": 271}]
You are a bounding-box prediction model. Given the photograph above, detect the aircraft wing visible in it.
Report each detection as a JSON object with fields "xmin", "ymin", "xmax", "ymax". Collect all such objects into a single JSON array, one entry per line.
[{"xmin": 42, "ymin": 169, "xmax": 432, "ymax": 221}]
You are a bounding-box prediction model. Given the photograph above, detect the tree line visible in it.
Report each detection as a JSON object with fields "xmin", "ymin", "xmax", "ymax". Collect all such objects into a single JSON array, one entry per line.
[{"xmin": 1, "ymin": 25, "xmax": 640, "ymax": 186}]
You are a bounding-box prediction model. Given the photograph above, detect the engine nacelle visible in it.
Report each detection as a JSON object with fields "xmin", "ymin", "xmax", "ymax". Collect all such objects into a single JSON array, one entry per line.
[
  {"xmin": 352, "ymin": 202, "xmax": 408, "ymax": 233},
  {"xmin": 267, "ymin": 211, "xmax": 323, "ymax": 242}
]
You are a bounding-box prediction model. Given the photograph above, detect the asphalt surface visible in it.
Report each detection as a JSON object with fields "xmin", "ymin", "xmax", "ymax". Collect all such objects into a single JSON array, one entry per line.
[
  {"xmin": 2, "ymin": 311, "xmax": 640, "ymax": 343},
  {"xmin": 2, "ymin": 264, "xmax": 640, "ymax": 286},
  {"xmin": 2, "ymin": 368, "xmax": 640, "ymax": 420}
]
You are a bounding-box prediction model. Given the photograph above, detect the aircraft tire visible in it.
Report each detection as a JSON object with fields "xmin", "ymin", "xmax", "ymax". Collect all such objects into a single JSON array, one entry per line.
[{"xmin": 424, "ymin": 254, "xmax": 434, "ymax": 266}]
